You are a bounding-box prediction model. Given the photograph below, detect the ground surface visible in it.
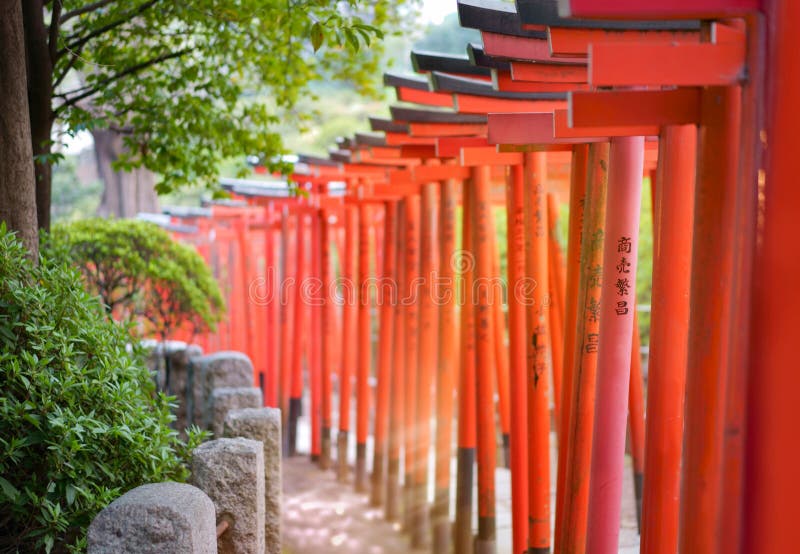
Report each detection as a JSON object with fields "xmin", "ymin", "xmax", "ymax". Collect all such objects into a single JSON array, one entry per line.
[{"xmin": 281, "ymin": 407, "xmax": 640, "ymax": 553}]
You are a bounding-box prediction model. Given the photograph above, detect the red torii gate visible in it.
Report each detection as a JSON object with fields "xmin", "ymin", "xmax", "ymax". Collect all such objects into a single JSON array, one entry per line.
[{"xmin": 158, "ymin": 0, "xmax": 800, "ymax": 551}]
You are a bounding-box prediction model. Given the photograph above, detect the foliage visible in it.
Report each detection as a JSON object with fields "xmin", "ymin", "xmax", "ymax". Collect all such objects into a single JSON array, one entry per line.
[
  {"xmin": 47, "ymin": 0, "xmax": 418, "ymax": 196},
  {"xmin": 50, "ymin": 154, "xmax": 103, "ymax": 223},
  {"xmin": 0, "ymin": 225, "xmax": 206, "ymax": 553},
  {"xmin": 412, "ymin": 12, "xmax": 481, "ymax": 56},
  {"xmin": 48, "ymin": 219, "xmax": 224, "ymax": 342}
]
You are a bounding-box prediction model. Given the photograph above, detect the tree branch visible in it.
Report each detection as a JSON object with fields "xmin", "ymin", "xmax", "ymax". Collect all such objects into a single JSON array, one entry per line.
[
  {"xmin": 49, "ymin": 0, "xmax": 62, "ymax": 63},
  {"xmin": 60, "ymin": 0, "xmax": 118, "ymax": 26},
  {"xmin": 54, "ymin": 47, "xmax": 194, "ymax": 115},
  {"xmin": 57, "ymin": 0, "xmax": 159, "ymax": 61},
  {"xmin": 53, "ymin": 49, "xmax": 80, "ymax": 89}
]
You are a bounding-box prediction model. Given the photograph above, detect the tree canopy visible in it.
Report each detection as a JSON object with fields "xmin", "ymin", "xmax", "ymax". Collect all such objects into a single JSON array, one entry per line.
[
  {"xmin": 1, "ymin": 0, "xmax": 417, "ymax": 243},
  {"xmin": 48, "ymin": 218, "xmax": 225, "ymax": 343}
]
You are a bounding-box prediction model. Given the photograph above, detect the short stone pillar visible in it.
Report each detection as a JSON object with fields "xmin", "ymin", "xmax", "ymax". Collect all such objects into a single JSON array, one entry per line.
[
  {"xmin": 205, "ymin": 387, "xmax": 263, "ymax": 437},
  {"xmin": 192, "ymin": 438, "xmax": 265, "ymax": 554},
  {"xmin": 152, "ymin": 343, "xmax": 204, "ymax": 431},
  {"xmin": 224, "ymin": 408, "xmax": 282, "ymax": 554},
  {"xmin": 87, "ymin": 482, "xmax": 216, "ymax": 554},
  {"xmin": 191, "ymin": 352, "xmax": 254, "ymax": 426}
]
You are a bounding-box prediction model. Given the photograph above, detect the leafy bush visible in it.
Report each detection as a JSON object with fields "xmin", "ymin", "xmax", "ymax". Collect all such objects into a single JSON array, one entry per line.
[
  {"xmin": 48, "ymin": 218, "xmax": 224, "ymax": 342},
  {"xmin": 0, "ymin": 225, "xmax": 204, "ymax": 553}
]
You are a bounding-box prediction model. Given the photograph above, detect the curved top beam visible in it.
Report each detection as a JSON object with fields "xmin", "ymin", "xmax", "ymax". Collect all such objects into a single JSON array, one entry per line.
[{"xmin": 516, "ymin": 0, "xmax": 701, "ymax": 29}]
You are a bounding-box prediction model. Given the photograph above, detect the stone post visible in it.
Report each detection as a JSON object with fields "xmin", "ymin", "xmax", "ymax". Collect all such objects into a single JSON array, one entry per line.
[
  {"xmin": 205, "ymin": 387, "xmax": 262, "ymax": 437},
  {"xmin": 190, "ymin": 351, "xmax": 255, "ymax": 426},
  {"xmin": 87, "ymin": 482, "xmax": 216, "ymax": 554},
  {"xmin": 192, "ymin": 438, "xmax": 265, "ymax": 554},
  {"xmin": 224, "ymin": 408, "xmax": 282, "ymax": 554}
]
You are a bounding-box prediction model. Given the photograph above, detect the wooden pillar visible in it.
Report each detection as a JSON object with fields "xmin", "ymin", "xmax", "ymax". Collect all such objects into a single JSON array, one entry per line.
[
  {"xmin": 744, "ymin": 2, "xmax": 800, "ymax": 550},
  {"xmin": 454, "ymin": 179, "xmax": 477, "ymax": 554},
  {"xmin": 524, "ymin": 151, "xmax": 551, "ymax": 554},
  {"xmin": 355, "ymin": 203, "xmax": 372, "ymax": 493},
  {"xmin": 558, "ymin": 142, "xmax": 609, "ymax": 554},
  {"xmin": 320, "ymin": 210, "xmax": 334, "ymax": 469},
  {"xmin": 554, "ymin": 145, "xmax": 590, "ymax": 550},
  {"xmin": 473, "ymin": 164, "xmax": 497, "ymax": 554},
  {"xmin": 386, "ymin": 200, "xmax": 406, "ymax": 522},
  {"xmin": 679, "ymin": 86, "xmax": 741, "ymax": 554},
  {"xmin": 403, "ymin": 194, "xmax": 421, "ymax": 531},
  {"xmin": 337, "ymin": 205, "xmax": 359, "ymax": 481},
  {"xmin": 372, "ymin": 201, "xmax": 398, "ymax": 506},
  {"xmin": 287, "ymin": 212, "xmax": 306, "ymax": 456},
  {"xmin": 432, "ymin": 178, "xmax": 458, "ymax": 554},
  {"xmin": 640, "ymin": 124, "xmax": 696, "ymax": 554},
  {"xmin": 309, "ymin": 208, "xmax": 323, "ymax": 460},
  {"xmin": 506, "ymin": 163, "xmax": 530, "ymax": 554}
]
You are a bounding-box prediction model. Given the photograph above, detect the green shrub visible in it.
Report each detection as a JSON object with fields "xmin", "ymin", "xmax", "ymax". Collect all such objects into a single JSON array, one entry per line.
[
  {"xmin": 0, "ymin": 225, "xmax": 204, "ymax": 553},
  {"xmin": 48, "ymin": 218, "xmax": 224, "ymax": 342}
]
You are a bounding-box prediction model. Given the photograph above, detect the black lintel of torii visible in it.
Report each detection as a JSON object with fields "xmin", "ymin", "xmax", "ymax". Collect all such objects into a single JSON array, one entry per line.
[
  {"xmin": 430, "ymin": 71, "xmax": 568, "ymax": 101},
  {"xmin": 457, "ymin": 0, "xmax": 547, "ymax": 38},
  {"xmin": 328, "ymin": 149, "xmax": 352, "ymax": 163},
  {"xmin": 383, "ymin": 72, "xmax": 430, "ymax": 91},
  {"xmin": 368, "ymin": 117, "xmax": 410, "ymax": 134},
  {"xmin": 336, "ymin": 136, "xmax": 354, "ymax": 149},
  {"xmin": 410, "ymin": 50, "xmax": 492, "ymax": 78},
  {"xmin": 296, "ymin": 153, "xmax": 341, "ymax": 168},
  {"xmin": 354, "ymin": 132, "xmax": 387, "ymax": 147},
  {"xmin": 514, "ymin": 0, "xmax": 701, "ymax": 30},
  {"xmin": 389, "ymin": 105, "xmax": 488, "ymax": 125},
  {"xmin": 466, "ymin": 44, "xmax": 512, "ymax": 71}
]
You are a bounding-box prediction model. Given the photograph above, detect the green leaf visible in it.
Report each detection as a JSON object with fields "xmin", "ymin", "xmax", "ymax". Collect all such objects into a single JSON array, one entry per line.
[
  {"xmin": 310, "ymin": 22, "xmax": 324, "ymax": 52},
  {"xmin": 65, "ymin": 484, "xmax": 76, "ymax": 506},
  {"xmin": 0, "ymin": 476, "xmax": 19, "ymax": 501}
]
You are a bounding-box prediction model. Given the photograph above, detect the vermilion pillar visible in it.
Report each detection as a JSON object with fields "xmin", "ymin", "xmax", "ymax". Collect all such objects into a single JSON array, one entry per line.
[
  {"xmin": 679, "ymin": 86, "xmax": 741, "ymax": 554},
  {"xmin": 310, "ymin": 208, "xmax": 323, "ymax": 460},
  {"xmin": 403, "ymin": 194, "xmax": 421, "ymax": 531},
  {"xmin": 264, "ymin": 206, "xmax": 279, "ymax": 408},
  {"xmin": 490, "ymin": 229, "xmax": 511, "ymax": 469},
  {"xmin": 628, "ymin": 312, "xmax": 646, "ymax": 531},
  {"xmin": 547, "ymin": 193, "xmax": 566, "ymax": 432},
  {"xmin": 554, "ymin": 144, "xmax": 589, "ymax": 548},
  {"xmin": 454, "ymin": 179, "xmax": 477, "ymax": 554},
  {"xmin": 585, "ymin": 136, "xmax": 645, "ymax": 553},
  {"xmin": 338, "ymin": 204, "xmax": 358, "ymax": 481},
  {"xmin": 473, "ymin": 164, "xmax": 497, "ymax": 554},
  {"xmin": 432, "ymin": 178, "xmax": 458, "ymax": 554},
  {"xmin": 640, "ymin": 124, "xmax": 696, "ymax": 554},
  {"xmin": 288, "ymin": 211, "xmax": 306, "ymax": 457},
  {"xmin": 279, "ymin": 208, "xmax": 294, "ymax": 444},
  {"xmin": 744, "ymin": 1, "xmax": 800, "ymax": 550},
  {"xmin": 372, "ymin": 200, "xmax": 397, "ymax": 507},
  {"xmin": 524, "ymin": 151, "xmax": 551, "ymax": 553},
  {"xmin": 386, "ymin": 200, "xmax": 406, "ymax": 522},
  {"xmin": 558, "ymin": 142, "xmax": 609, "ymax": 554},
  {"xmin": 412, "ymin": 182, "xmax": 438, "ymax": 548},
  {"xmin": 355, "ymin": 202, "xmax": 372, "ymax": 493},
  {"xmin": 320, "ymin": 210, "xmax": 335, "ymax": 469},
  {"xmin": 506, "ymin": 163, "xmax": 530, "ymax": 554}
]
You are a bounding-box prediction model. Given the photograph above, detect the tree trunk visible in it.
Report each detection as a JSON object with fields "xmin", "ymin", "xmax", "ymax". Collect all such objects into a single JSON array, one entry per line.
[
  {"xmin": 93, "ymin": 129, "xmax": 159, "ymax": 218},
  {"xmin": 22, "ymin": 0, "xmax": 54, "ymax": 232},
  {"xmin": 0, "ymin": 0, "xmax": 39, "ymax": 258}
]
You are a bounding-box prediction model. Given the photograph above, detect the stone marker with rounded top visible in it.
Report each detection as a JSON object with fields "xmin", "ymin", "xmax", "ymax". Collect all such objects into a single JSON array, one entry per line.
[
  {"xmin": 205, "ymin": 387, "xmax": 263, "ymax": 437},
  {"xmin": 191, "ymin": 351, "xmax": 254, "ymax": 425},
  {"xmin": 224, "ymin": 407, "xmax": 282, "ymax": 554},
  {"xmin": 192, "ymin": 438, "xmax": 265, "ymax": 554},
  {"xmin": 87, "ymin": 482, "xmax": 216, "ymax": 554}
]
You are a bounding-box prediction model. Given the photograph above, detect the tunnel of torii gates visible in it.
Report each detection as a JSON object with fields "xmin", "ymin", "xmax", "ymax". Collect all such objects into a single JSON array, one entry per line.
[{"xmin": 152, "ymin": 0, "xmax": 799, "ymax": 552}]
